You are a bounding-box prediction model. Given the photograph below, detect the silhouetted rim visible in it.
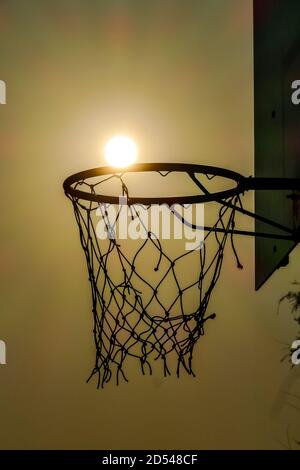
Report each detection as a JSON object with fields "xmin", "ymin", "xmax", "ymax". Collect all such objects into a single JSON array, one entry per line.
[{"xmin": 63, "ymin": 163, "xmax": 245, "ymax": 205}]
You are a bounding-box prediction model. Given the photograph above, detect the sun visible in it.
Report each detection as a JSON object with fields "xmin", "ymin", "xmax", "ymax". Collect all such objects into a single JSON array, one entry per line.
[{"xmin": 104, "ymin": 136, "xmax": 138, "ymax": 168}]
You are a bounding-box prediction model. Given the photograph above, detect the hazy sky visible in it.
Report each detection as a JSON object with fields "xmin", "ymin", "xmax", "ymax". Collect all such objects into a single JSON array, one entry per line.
[{"xmin": 0, "ymin": 0, "xmax": 299, "ymax": 450}]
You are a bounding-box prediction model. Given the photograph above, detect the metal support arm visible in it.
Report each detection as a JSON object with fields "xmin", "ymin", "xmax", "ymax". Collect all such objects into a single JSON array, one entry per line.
[{"xmin": 242, "ymin": 177, "xmax": 300, "ymax": 191}]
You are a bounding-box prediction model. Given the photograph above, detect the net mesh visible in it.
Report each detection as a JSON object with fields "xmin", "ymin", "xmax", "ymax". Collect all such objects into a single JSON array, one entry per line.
[{"xmin": 67, "ymin": 172, "xmax": 243, "ymax": 387}]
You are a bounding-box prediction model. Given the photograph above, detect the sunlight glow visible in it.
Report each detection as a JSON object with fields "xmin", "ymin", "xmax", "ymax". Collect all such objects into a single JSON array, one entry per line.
[{"xmin": 104, "ymin": 136, "xmax": 138, "ymax": 168}]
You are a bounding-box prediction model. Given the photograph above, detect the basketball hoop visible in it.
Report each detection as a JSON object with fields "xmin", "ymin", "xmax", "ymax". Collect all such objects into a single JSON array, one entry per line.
[{"xmin": 63, "ymin": 163, "xmax": 300, "ymax": 387}]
